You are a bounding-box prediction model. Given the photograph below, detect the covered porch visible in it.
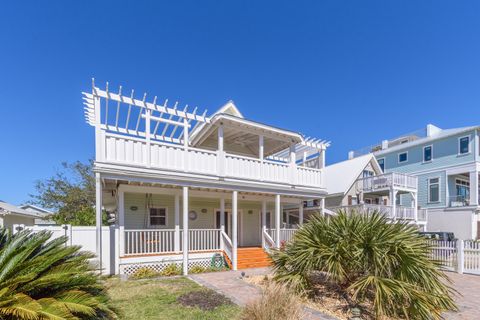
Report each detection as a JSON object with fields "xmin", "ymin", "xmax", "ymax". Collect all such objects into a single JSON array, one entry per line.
[{"xmin": 97, "ymin": 181, "xmax": 312, "ymax": 275}]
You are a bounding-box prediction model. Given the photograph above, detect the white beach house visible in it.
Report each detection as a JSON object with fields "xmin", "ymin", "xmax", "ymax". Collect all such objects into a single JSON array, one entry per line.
[{"xmin": 83, "ymin": 81, "xmax": 329, "ymax": 275}]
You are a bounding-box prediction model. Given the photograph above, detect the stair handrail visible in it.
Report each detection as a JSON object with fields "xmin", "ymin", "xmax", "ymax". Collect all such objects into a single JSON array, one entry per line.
[
  {"xmin": 221, "ymin": 231, "xmax": 233, "ymax": 264},
  {"xmin": 262, "ymin": 228, "xmax": 275, "ymax": 252}
]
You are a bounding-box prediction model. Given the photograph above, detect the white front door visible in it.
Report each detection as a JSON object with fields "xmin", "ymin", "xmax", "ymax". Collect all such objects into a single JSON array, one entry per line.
[{"xmin": 240, "ymin": 210, "xmax": 261, "ymax": 247}]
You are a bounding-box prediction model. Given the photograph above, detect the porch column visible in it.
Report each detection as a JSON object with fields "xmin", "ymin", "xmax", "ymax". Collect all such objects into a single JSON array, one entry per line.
[
  {"xmin": 275, "ymin": 194, "xmax": 281, "ymax": 248},
  {"xmin": 232, "ymin": 191, "xmax": 238, "ymax": 270},
  {"xmin": 469, "ymin": 171, "xmax": 479, "ymax": 206},
  {"xmin": 261, "ymin": 199, "xmax": 267, "ymax": 248},
  {"xmin": 412, "ymin": 191, "xmax": 418, "ymax": 222},
  {"xmin": 298, "ymin": 202, "xmax": 304, "ymax": 225},
  {"xmin": 182, "ymin": 186, "xmax": 189, "ymax": 275},
  {"xmin": 259, "ymin": 135, "xmax": 264, "ymax": 181},
  {"xmin": 118, "ymin": 189, "xmax": 125, "ymax": 257},
  {"xmin": 174, "ymin": 194, "xmax": 180, "ymax": 252},
  {"xmin": 320, "ymin": 198, "xmax": 325, "ymax": 216},
  {"xmin": 220, "ymin": 197, "xmax": 225, "ymax": 251},
  {"xmin": 95, "ymin": 173, "xmax": 103, "ymax": 272},
  {"xmin": 390, "ymin": 188, "xmax": 397, "ymax": 221},
  {"xmin": 217, "ymin": 124, "xmax": 225, "ymax": 177}
]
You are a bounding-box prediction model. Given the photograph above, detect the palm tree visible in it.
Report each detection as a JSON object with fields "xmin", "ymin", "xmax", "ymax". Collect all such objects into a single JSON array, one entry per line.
[
  {"xmin": 270, "ymin": 211, "xmax": 457, "ymax": 319},
  {"xmin": 0, "ymin": 229, "xmax": 116, "ymax": 319}
]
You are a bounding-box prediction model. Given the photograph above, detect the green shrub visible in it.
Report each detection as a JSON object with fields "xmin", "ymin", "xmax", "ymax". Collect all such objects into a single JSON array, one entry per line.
[
  {"xmin": 160, "ymin": 263, "xmax": 182, "ymax": 276},
  {"xmin": 0, "ymin": 229, "xmax": 116, "ymax": 319},
  {"xmin": 131, "ymin": 267, "xmax": 160, "ymax": 279},
  {"xmin": 189, "ymin": 265, "xmax": 207, "ymax": 274},
  {"xmin": 270, "ymin": 211, "xmax": 457, "ymax": 320}
]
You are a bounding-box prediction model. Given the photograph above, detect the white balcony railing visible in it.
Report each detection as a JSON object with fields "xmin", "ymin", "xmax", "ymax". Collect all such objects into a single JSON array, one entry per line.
[
  {"xmin": 101, "ymin": 132, "xmax": 323, "ymax": 188},
  {"xmin": 328, "ymin": 204, "xmax": 427, "ymax": 222},
  {"xmin": 357, "ymin": 172, "xmax": 417, "ymax": 192},
  {"xmin": 267, "ymin": 228, "xmax": 298, "ymax": 244}
]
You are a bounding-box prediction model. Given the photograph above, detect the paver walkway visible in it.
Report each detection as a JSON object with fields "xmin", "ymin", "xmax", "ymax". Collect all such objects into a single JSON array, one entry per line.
[
  {"xmin": 189, "ymin": 267, "xmax": 336, "ymax": 320},
  {"xmin": 444, "ymin": 272, "xmax": 480, "ymax": 319},
  {"xmin": 190, "ymin": 269, "xmax": 480, "ymax": 319}
]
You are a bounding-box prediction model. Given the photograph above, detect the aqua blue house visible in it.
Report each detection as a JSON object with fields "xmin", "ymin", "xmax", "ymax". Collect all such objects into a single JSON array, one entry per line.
[{"xmin": 349, "ymin": 124, "xmax": 480, "ymax": 239}]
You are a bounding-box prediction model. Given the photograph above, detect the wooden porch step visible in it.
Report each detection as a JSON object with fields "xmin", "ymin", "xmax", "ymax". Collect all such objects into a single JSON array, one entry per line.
[{"xmin": 236, "ymin": 247, "xmax": 271, "ymax": 269}]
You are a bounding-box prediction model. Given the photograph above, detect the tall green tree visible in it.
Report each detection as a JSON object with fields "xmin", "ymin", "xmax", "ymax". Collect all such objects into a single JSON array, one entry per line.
[{"xmin": 30, "ymin": 160, "xmax": 107, "ymax": 226}]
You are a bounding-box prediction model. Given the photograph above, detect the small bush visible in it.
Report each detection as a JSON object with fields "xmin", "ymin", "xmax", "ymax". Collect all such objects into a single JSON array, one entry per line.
[
  {"xmin": 190, "ymin": 265, "xmax": 207, "ymax": 274},
  {"xmin": 241, "ymin": 282, "xmax": 303, "ymax": 320},
  {"xmin": 131, "ymin": 267, "xmax": 160, "ymax": 279},
  {"xmin": 160, "ymin": 263, "xmax": 182, "ymax": 276}
]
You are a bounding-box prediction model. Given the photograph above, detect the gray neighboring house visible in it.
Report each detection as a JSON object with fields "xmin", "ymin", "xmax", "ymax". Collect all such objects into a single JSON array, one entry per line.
[
  {"xmin": 0, "ymin": 201, "xmax": 41, "ymax": 229},
  {"xmin": 19, "ymin": 204, "xmax": 56, "ymax": 225}
]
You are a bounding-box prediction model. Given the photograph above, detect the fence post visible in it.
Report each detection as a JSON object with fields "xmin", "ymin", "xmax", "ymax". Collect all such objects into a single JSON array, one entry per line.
[{"xmin": 457, "ymin": 240, "xmax": 464, "ymax": 274}]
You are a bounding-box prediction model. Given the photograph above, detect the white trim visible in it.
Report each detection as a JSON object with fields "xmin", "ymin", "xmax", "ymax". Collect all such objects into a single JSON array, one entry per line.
[
  {"xmin": 398, "ymin": 151, "xmax": 408, "ymax": 164},
  {"xmin": 147, "ymin": 207, "xmax": 168, "ymax": 227},
  {"xmin": 423, "ymin": 145, "xmax": 433, "ymax": 163},
  {"xmin": 458, "ymin": 135, "xmax": 471, "ymax": 156},
  {"xmin": 428, "ymin": 176, "xmax": 441, "ymax": 204}
]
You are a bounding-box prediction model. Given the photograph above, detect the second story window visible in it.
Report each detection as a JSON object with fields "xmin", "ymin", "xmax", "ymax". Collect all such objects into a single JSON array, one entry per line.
[
  {"xmin": 459, "ymin": 136, "xmax": 470, "ymax": 155},
  {"xmin": 398, "ymin": 152, "xmax": 408, "ymax": 163},
  {"xmin": 428, "ymin": 178, "xmax": 440, "ymax": 203},
  {"xmin": 377, "ymin": 158, "xmax": 385, "ymax": 172},
  {"xmin": 423, "ymin": 145, "xmax": 432, "ymax": 162}
]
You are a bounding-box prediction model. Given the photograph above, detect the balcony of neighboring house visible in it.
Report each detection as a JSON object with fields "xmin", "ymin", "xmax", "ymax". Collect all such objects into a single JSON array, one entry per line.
[
  {"xmin": 328, "ymin": 172, "xmax": 426, "ymax": 226},
  {"xmin": 446, "ymin": 171, "xmax": 480, "ymax": 208}
]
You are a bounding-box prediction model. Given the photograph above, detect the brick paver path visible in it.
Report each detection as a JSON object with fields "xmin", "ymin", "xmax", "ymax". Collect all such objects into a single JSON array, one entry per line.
[
  {"xmin": 444, "ymin": 272, "xmax": 480, "ymax": 319},
  {"xmin": 189, "ymin": 267, "xmax": 335, "ymax": 320},
  {"xmin": 191, "ymin": 269, "xmax": 480, "ymax": 319}
]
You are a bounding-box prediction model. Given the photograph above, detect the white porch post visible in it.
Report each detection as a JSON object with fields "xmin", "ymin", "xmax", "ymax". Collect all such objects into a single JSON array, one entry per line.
[
  {"xmin": 118, "ymin": 189, "xmax": 125, "ymax": 257},
  {"xmin": 174, "ymin": 194, "xmax": 180, "ymax": 252},
  {"xmin": 275, "ymin": 194, "xmax": 281, "ymax": 248},
  {"xmin": 412, "ymin": 191, "xmax": 418, "ymax": 222},
  {"xmin": 289, "ymin": 145, "xmax": 297, "ymax": 185},
  {"xmin": 232, "ymin": 191, "xmax": 238, "ymax": 271},
  {"xmin": 182, "ymin": 186, "xmax": 189, "ymax": 275},
  {"xmin": 217, "ymin": 124, "xmax": 225, "ymax": 177},
  {"xmin": 95, "ymin": 173, "xmax": 103, "ymax": 272},
  {"xmin": 220, "ymin": 197, "xmax": 225, "ymax": 251},
  {"xmin": 183, "ymin": 118, "xmax": 189, "ymax": 172},
  {"xmin": 320, "ymin": 198, "xmax": 325, "ymax": 216},
  {"xmin": 391, "ymin": 188, "xmax": 397, "ymax": 221},
  {"xmin": 469, "ymin": 171, "xmax": 479, "ymax": 206},
  {"xmin": 298, "ymin": 202, "xmax": 304, "ymax": 225},
  {"xmin": 261, "ymin": 199, "xmax": 267, "ymax": 248}
]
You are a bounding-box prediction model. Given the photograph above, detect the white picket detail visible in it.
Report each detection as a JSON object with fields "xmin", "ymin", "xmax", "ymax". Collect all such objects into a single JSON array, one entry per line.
[
  {"xmin": 181, "ymin": 229, "xmax": 221, "ymax": 252},
  {"xmin": 428, "ymin": 240, "xmax": 457, "ymax": 271},
  {"xmin": 464, "ymin": 241, "xmax": 480, "ymax": 275},
  {"xmin": 267, "ymin": 228, "xmax": 297, "ymax": 244},
  {"xmin": 125, "ymin": 229, "xmax": 176, "ymax": 255}
]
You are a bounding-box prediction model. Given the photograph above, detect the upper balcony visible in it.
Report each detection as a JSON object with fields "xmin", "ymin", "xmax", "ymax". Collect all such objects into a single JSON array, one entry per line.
[
  {"xmin": 83, "ymin": 81, "xmax": 329, "ymax": 190},
  {"xmin": 356, "ymin": 172, "xmax": 418, "ymax": 193}
]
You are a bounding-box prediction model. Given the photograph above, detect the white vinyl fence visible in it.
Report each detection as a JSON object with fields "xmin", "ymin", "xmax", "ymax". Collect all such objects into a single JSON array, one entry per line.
[
  {"xmin": 13, "ymin": 224, "xmax": 116, "ymax": 275},
  {"xmin": 428, "ymin": 240, "xmax": 480, "ymax": 275}
]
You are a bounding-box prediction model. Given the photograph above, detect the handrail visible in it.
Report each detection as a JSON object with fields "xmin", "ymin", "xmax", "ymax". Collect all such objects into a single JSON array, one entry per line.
[
  {"xmin": 262, "ymin": 228, "xmax": 275, "ymax": 251},
  {"xmin": 221, "ymin": 231, "xmax": 233, "ymax": 265}
]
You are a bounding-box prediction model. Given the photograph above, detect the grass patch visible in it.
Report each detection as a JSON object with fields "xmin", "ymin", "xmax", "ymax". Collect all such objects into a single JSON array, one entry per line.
[{"xmin": 106, "ymin": 277, "xmax": 240, "ymax": 320}]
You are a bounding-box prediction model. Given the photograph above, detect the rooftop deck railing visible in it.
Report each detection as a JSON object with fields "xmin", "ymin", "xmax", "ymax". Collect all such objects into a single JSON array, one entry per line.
[
  {"xmin": 101, "ymin": 132, "xmax": 324, "ymax": 188},
  {"xmin": 328, "ymin": 204, "xmax": 427, "ymax": 222},
  {"xmin": 356, "ymin": 172, "xmax": 417, "ymax": 193}
]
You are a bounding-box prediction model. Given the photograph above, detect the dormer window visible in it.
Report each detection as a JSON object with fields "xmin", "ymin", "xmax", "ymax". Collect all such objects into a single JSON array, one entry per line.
[{"xmin": 398, "ymin": 152, "xmax": 408, "ymax": 163}]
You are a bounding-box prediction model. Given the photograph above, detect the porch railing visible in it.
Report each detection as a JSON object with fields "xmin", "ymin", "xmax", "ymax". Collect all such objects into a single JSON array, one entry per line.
[
  {"xmin": 449, "ymin": 195, "xmax": 470, "ymax": 207},
  {"xmin": 125, "ymin": 229, "xmax": 176, "ymax": 255},
  {"xmin": 267, "ymin": 228, "xmax": 298, "ymax": 244},
  {"xmin": 124, "ymin": 229, "xmax": 221, "ymax": 256},
  {"xmin": 221, "ymin": 231, "xmax": 233, "ymax": 265},
  {"xmin": 356, "ymin": 172, "xmax": 417, "ymax": 192},
  {"xmin": 328, "ymin": 204, "xmax": 427, "ymax": 222}
]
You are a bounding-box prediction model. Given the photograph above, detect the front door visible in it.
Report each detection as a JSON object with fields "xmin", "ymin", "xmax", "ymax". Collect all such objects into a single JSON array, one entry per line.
[{"xmin": 215, "ymin": 210, "xmax": 231, "ymax": 237}]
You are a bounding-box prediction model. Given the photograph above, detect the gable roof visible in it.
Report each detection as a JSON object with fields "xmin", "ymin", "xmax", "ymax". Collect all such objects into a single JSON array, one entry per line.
[
  {"xmin": 325, "ymin": 154, "xmax": 382, "ymax": 196},
  {"xmin": 0, "ymin": 201, "xmax": 41, "ymax": 218},
  {"xmin": 19, "ymin": 204, "xmax": 53, "ymax": 214}
]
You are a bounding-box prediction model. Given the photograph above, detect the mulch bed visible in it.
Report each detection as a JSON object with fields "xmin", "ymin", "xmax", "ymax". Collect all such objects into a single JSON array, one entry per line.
[{"xmin": 177, "ymin": 290, "xmax": 233, "ymax": 311}]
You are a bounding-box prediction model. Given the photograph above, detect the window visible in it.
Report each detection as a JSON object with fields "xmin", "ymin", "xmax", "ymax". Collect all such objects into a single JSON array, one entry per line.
[
  {"xmin": 377, "ymin": 158, "xmax": 385, "ymax": 172},
  {"xmin": 149, "ymin": 208, "xmax": 167, "ymax": 226},
  {"xmin": 423, "ymin": 145, "xmax": 432, "ymax": 162},
  {"xmin": 398, "ymin": 152, "xmax": 408, "ymax": 163},
  {"xmin": 428, "ymin": 178, "xmax": 440, "ymax": 203},
  {"xmin": 455, "ymin": 179, "xmax": 470, "ymax": 202},
  {"xmin": 459, "ymin": 136, "xmax": 470, "ymax": 154}
]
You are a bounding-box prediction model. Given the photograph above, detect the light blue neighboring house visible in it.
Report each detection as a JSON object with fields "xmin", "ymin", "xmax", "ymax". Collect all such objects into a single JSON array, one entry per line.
[{"xmin": 349, "ymin": 124, "xmax": 480, "ymax": 240}]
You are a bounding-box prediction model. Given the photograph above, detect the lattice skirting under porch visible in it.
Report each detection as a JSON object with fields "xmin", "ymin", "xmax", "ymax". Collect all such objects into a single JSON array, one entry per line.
[{"xmin": 120, "ymin": 254, "xmax": 223, "ymax": 276}]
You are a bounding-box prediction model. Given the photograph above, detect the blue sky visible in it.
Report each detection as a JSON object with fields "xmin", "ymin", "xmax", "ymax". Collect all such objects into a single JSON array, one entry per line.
[{"xmin": 1, "ymin": 1, "xmax": 479, "ymax": 205}]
